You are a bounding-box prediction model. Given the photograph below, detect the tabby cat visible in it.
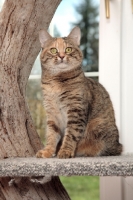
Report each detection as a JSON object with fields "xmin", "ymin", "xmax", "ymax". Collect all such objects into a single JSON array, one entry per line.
[{"xmin": 36, "ymin": 27, "xmax": 122, "ymax": 159}]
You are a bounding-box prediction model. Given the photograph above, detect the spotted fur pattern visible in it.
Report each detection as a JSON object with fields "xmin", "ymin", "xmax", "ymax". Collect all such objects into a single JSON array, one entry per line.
[{"xmin": 36, "ymin": 27, "xmax": 122, "ymax": 159}]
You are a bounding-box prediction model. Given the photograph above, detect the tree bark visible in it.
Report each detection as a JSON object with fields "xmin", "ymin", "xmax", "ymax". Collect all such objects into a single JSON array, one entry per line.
[
  {"xmin": 0, "ymin": 0, "xmax": 70, "ymax": 199},
  {"xmin": 0, "ymin": 177, "xmax": 70, "ymax": 200}
]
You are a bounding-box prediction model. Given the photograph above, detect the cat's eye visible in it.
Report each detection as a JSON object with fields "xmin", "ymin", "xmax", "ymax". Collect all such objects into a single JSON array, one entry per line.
[
  {"xmin": 50, "ymin": 48, "xmax": 58, "ymax": 54},
  {"xmin": 65, "ymin": 47, "xmax": 72, "ymax": 54}
]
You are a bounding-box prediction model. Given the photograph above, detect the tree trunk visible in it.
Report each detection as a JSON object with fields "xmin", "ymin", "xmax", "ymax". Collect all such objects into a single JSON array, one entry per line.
[{"xmin": 0, "ymin": 0, "xmax": 71, "ymax": 199}]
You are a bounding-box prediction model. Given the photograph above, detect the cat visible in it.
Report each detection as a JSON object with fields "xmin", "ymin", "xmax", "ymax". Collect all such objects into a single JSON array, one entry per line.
[{"xmin": 36, "ymin": 27, "xmax": 122, "ymax": 159}]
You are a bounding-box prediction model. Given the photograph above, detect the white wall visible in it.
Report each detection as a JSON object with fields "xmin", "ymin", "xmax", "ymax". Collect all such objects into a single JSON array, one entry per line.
[
  {"xmin": 121, "ymin": 0, "xmax": 133, "ymax": 153},
  {"xmin": 121, "ymin": 1, "xmax": 133, "ymax": 199},
  {"xmin": 99, "ymin": 0, "xmax": 122, "ymax": 135},
  {"xmin": 99, "ymin": 0, "xmax": 133, "ymax": 154},
  {"xmin": 99, "ymin": 0, "xmax": 133, "ymax": 199}
]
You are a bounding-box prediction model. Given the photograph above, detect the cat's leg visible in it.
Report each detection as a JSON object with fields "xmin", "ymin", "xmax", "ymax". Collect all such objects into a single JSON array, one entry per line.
[
  {"xmin": 76, "ymin": 137, "xmax": 105, "ymax": 157},
  {"xmin": 76, "ymin": 118, "xmax": 122, "ymax": 157},
  {"xmin": 57, "ymin": 106, "xmax": 87, "ymax": 159},
  {"xmin": 57, "ymin": 128, "xmax": 77, "ymax": 158},
  {"xmin": 76, "ymin": 118, "xmax": 106, "ymax": 156},
  {"xmin": 36, "ymin": 120, "xmax": 61, "ymax": 158}
]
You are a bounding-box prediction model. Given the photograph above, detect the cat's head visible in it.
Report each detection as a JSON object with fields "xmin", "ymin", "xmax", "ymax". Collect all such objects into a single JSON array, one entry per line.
[{"xmin": 39, "ymin": 27, "xmax": 83, "ymax": 74}]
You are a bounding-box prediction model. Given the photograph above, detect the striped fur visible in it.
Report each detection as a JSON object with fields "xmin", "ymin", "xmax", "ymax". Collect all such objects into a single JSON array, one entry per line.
[{"xmin": 36, "ymin": 27, "xmax": 122, "ymax": 159}]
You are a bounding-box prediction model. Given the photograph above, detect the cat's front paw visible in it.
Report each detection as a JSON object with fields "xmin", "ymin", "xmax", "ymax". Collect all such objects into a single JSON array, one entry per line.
[
  {"xmin": 36, "ymin": 149, "xmax": 54, "ymax": 158},
  {"xmin": 57, "ymin": 149, "xmax": 74, "ymax": 159}
]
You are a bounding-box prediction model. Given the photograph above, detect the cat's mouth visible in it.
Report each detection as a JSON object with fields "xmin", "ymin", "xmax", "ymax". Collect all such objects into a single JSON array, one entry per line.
[{"xmin": 57, "ymin": 60, "xmax": 68, "ymax": 65}]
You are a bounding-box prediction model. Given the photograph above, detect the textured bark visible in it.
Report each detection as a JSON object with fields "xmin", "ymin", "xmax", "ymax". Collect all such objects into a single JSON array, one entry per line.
[
  {"xmin": 0, "ymin": 0, "xmax": 71, "ymax": 199},
  {"xmin": 0, "ymin": 0, "xmax": 60, "ymax": 158},
  {"xmin": 0, "ymin": 177, "xmax": 70, "ymax": 200}
]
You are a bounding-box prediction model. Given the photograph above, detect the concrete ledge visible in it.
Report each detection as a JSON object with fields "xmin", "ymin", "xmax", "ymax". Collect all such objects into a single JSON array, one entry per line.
[{"xmin": 0, "ymin": 154, "xmax": 133, "ymax": 177}]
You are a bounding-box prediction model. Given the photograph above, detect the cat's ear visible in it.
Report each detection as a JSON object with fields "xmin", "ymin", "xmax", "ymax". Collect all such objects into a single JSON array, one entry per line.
[
  {"xmin": 67, "ymin": 27, "xmax": 81, "ymax": 46},
  {"xmin": 39, "ymin": 30, "xmax": 52, "ymax": 48}
]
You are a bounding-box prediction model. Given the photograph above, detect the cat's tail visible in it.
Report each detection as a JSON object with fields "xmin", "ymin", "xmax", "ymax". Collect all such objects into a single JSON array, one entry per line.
[
  {"xmin": 101, "ymin": 142, "xmax": 123, "ymax": 156},
  {"xmin": 114, "ymin": 142, "xmax": 123, "ymax": 155}
]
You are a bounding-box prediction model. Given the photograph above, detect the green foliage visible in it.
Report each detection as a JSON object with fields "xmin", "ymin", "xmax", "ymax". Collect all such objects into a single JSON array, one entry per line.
[
  {"xmin": 73, "ymin": 0, "xmax": 99, "ymax": 72},
  {"xmin": 60, "ymin": 176, "xmax": 99, "ymax": 200}
]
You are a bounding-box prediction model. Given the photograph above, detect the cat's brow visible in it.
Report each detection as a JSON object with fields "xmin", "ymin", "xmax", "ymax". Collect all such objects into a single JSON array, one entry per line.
[{"xmin": 55, "ymin": 38, "xmax": 66, "ymax": 52}]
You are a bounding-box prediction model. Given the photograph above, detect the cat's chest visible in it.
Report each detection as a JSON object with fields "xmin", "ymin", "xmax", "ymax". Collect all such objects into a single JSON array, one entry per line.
[
  {"xmin": 42, "ymin": 80, "xmax": 62, "ymax": 95},
  {"xmin": 42, "ymin": 83, "xmax": 67, "ymax": 131}
]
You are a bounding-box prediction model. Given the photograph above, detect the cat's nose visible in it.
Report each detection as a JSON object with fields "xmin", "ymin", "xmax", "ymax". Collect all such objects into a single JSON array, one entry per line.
[{"xmin": 59, "ymin": 54, "xmax": 65, "ymax": 60}]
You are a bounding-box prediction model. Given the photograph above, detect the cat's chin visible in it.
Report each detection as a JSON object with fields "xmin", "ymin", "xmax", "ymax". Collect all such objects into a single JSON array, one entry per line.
[
  {"xmin": 57, "ymin": 62, "xmax": 68, "ymax": 68},
  {"xmin": 54, "ymin": 62, "xmax": 81, "ymax": 72},
  {"xmin": 55, "ymin": 62, "xmax": 69, "ymax": 69},
  {"xmin": 50, "ymin": 63, "xmax": 73, "ymax": 75}
]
